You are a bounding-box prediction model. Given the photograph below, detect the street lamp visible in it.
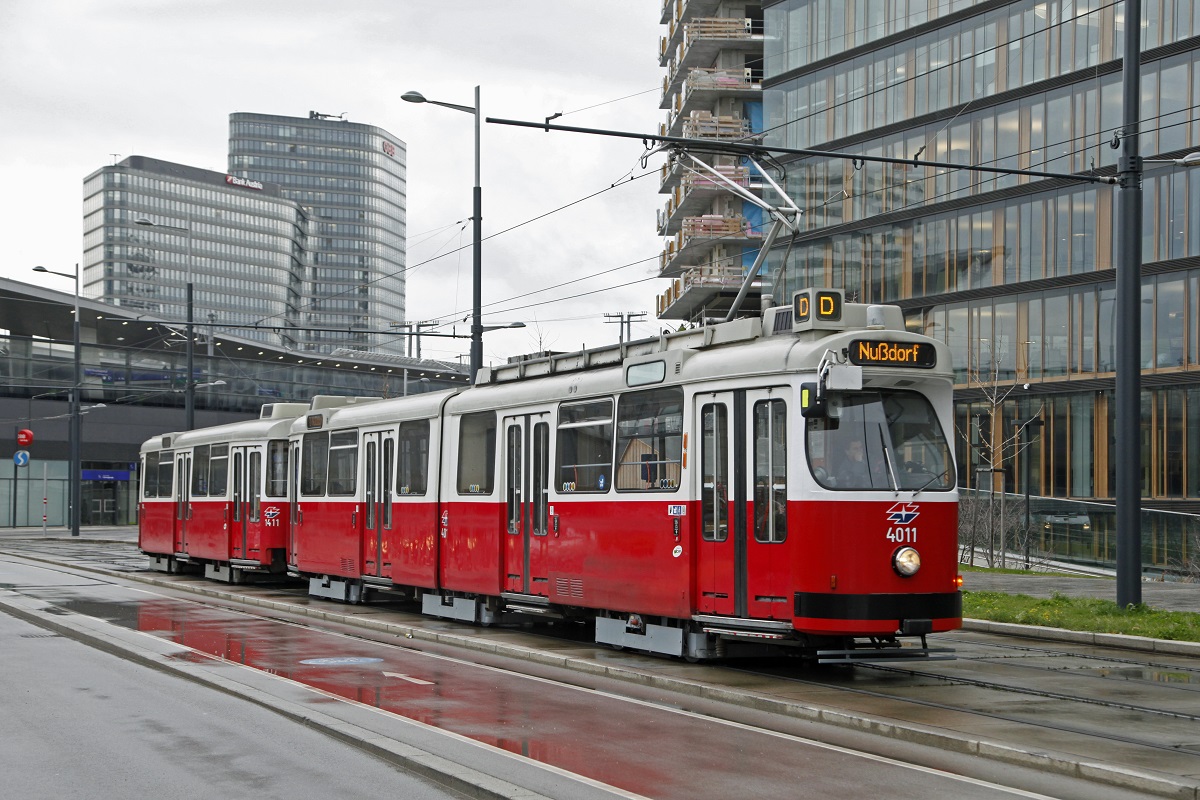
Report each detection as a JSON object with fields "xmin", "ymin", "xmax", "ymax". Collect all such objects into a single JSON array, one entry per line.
[
  {"xmin": 135, "ymin": 214, "xmax": 195, "ymax": 429},
  {"xmin": 1146, "ymin": 152, "xmax": 1200, "ymax": 168},
  {"xmin": 482, "ymin": 322, "xmax": 526, "ymax": 334},
  {"xmin": 32, "ymin": 264, "xmax": 81, "ymax": 537},
  {"xmin": 403, "ymin": 86, "xmax": 483, "ymax": 382}
]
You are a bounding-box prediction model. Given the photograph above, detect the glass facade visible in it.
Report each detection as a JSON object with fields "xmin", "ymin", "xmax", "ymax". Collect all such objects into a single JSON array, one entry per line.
[
  {"xmin": 82, "ymin": 157, "xmax": 306, "ymax": 349},
  {"xmin": 762, "ymin": 0, "xmax": 1200, "ymax": 509},
  {"xmin": 228, "ymin": 113, "xmax": 407, "ymax": 355}
]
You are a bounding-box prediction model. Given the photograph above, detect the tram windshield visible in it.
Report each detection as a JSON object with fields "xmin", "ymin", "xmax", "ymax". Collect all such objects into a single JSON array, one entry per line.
[{"xmin": 806, "ymin": 390, "xmax": 954, "ymax": 492}]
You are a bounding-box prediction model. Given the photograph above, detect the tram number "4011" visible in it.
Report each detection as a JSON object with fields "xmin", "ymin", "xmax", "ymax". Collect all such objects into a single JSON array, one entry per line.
[{"xmin": 886, "ymin": 527, "xmax": 918, "ymax": 543}]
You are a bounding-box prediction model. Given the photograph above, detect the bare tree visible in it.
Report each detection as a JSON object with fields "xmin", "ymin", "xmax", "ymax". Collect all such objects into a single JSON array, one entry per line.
[
  {"xmin": 524, "ymin": 317, "xmax": 557, "ymax": 354},
  {"xmin": 956, "ymin": 339, "xmax": 1044, "ymax": 569}
]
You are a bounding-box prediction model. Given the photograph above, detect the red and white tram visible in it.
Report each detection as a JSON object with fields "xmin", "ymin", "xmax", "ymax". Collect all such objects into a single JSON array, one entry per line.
[
  {"xmin": 140, "ymin": 289, "xmax": 961, "ymax": 661},
  {"xmin": 139, "ymin": 402, "xmax": 309, "ymax": 580}
]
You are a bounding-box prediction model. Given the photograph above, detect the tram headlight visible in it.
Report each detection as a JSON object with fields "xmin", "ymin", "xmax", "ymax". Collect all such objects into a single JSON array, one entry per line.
[{"xmin": 892, "ymin": 546, "xmax": 921, "ymax": 577}]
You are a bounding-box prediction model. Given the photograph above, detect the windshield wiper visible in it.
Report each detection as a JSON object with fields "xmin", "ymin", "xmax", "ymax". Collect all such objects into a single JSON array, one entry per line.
[
  {"xmin": 877, "ymin": 425, "xmax": 898, "ymax": 494},
  {"xmin": 913, "ymin": 466, "xmax": 950, "ymax": 496}
]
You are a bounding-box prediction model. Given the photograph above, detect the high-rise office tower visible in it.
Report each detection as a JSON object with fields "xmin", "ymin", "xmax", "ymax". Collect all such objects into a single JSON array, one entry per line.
[
  {"xmin": 83, "ymin": 156, "xmax": 306, "ymax": 349},
  {"xmin": 228, "ymin": 111, "xmax": 407, "ymax": 354}
]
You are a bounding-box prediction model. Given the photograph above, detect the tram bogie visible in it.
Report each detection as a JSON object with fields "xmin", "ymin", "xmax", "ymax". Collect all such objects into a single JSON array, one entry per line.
[{"xmin": 138, "ymin": 290, "xmax": 963, "ymax": 663}]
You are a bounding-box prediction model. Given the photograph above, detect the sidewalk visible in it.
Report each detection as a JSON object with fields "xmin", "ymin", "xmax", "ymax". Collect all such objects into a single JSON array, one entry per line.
[
  {"xmin": 0, "ymin": 525, "xmax": 137, "ymax": 541},
  {"xmin": 962, "ymin": 570, "xmax": 1200, "ymax": 613}
]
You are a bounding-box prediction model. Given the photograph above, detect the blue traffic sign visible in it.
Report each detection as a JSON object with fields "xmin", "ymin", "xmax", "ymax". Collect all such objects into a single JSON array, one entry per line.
[{"xmin": 13, "ymin": 450, "xmax": 30, "ymax": 467}]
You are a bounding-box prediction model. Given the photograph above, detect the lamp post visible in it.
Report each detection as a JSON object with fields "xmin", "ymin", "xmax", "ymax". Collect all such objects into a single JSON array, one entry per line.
[
  {"xmin": 403, "ymin": 86, "xmax": 483, "ymax": 382},
  {"xmin": 136, "ymin": 214, "xmax": 195, "ymax": 429},
  {"xmin": 32, "ymin": 264, "xmax": 81, "ymax": 537}
]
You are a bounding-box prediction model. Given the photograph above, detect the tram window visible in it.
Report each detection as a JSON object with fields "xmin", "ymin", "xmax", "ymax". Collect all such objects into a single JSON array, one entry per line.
[
  {"xmin": 533, "ymin": 422, "xmax": 550, "ymax": 535},
  {"xmin": 458, "ymin": 412, "xmax": 497, "ymax": 494},
  {"xmin": 626, "ymin": 360, "xmax": 666, "ymax": 386},
  {"xmin": 701, "ymin": 404, "xmax": 728, "ymax": 541},
  {"xmin": 506, "ymin": 424, "xmax": 522, "ymax": 534},
  {"xmin": 143, "ymin": 453, "xmax": 158, "ymax": 498},
  {"xmin": 249, "ymin": 451, "xmax": 262, "ymax": 522},
  {"xmin": 157, "ymin": 451, "xmax": 173, "ymax": 497},
  {"xmin": 192, "ymin": 445, "xmax": 210, "ymax": 496},
  {"xmin": 616, "ymin": 387, "xmax": 684, "ymax": 492},
  {"xmin": 398, "ymin": 420, "xmax": 429, "ymax": 495},
  {"xmin": 327, "ymin": 431, "xmax": 358, "ymax": 496},
  {"xmin": 382, "ymin": 437, "xmax": 394, "ymax": 528},
  {"xmin": 807, "ymin": 390, "xmax": 953, "ymax": 492},
  {"xmin": 232, "ymin": 451, "xmax": 244, "ymax": 521},
  {"xmin": 556, "ymin": 399, "xmax": 613, "ymax": 493},
  {"xmin": 208, "ymin": 444, "xmax": 229, "ymax": 497},
  {"xmin": 753, "ymin": 399, "xmax": 787, "ymax": 543},
  {"xmin": 266, "ymin": 440, "xmax": 288, "ymax": 498},
  {"xmin": 365, "ymin": 441, "xmax": 377, "ymax": 528},
  {"xmin": 301, "ymin": 431, "xmax": 329, "ymax": 496}
]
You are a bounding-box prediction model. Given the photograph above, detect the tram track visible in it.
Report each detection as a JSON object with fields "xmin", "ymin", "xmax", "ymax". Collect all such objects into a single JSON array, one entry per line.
[
  {"xmin": 934, "ymin": 633, "xmax": 1200, "ymax": 676},
  {"xmin": 858, "ymin": 662, "xmax": 1200, "ymax": 722},
  {"xmin": 727, "ymin": 655, "xmax": 1200, "ymax": 758},
  {"xmin": 8, "ymin": 539, "xmax": 1200, "ymax": 795}
]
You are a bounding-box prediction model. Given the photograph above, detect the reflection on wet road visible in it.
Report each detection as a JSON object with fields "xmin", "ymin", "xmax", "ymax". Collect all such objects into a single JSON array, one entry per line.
[{"xmin": 31, "ymin": 589, "xmax": 1027, "ymax": 800}]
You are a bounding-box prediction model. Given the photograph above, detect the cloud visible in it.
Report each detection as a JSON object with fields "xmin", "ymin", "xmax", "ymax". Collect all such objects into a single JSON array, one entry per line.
[{"xmin": 0, "ymin": 0, "xmax": 668, "ymax": 361}]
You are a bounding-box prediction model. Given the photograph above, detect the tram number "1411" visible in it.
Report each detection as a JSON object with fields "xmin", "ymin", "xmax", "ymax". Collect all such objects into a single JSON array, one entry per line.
[{"xmin": 886, "ymin": 527, "xmax": 917, "ymax": 543}]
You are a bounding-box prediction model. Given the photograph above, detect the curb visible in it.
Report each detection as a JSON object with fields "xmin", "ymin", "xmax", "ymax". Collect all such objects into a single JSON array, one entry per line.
[
  {"xmin": 5, "ymin": 548, "xmax": 1200, "ymax": 800},
  {"xmin": 961, "ymin": 618, "xmax": 1200, "ymax": 657}
]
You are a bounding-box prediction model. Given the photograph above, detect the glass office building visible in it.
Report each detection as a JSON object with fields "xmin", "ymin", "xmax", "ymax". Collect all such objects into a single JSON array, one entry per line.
[
  {"xmin": 228, "ymin": 112, "xmax": 407, "ymax": 355},
  {"xmin": 82, "ymin": 156, "xmax": 307, "ymax": 349},
  {"xmin": 761, "ymin": 0, "xmax": 1200, "ymax": 510}
]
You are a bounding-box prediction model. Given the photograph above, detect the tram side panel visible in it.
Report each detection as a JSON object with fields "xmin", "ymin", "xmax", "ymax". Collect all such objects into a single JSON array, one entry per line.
[
  {"xmin": 230, "ymin": 443, "xmax": 290, "ymax": 569},
  {"xmin": 548, "ymin": 494, "xmax": 694, "ymax": 618},
  {"xmin": 439, "ymin": 410, "xmax": 505, "ymax": 597},
  {"xmin": 504, "ymin": 387, "xmax": 694, "ymax": 618},
  {"xmin": 293, "ymin": 497, "xmax": 361, "ymax": 580},
  {"xmin": 387, "ymin": 496, "xmax": 439, "ymax": 588},
  {"xmin": 291, "ymin": 427, "xmax": 364, "ymax": 581},
  {"xmin": 379, "ymin": 419, "xmax": 441, "ymax": 587},
  {"xmin": 182, "ymin": 443, "xmax": 233, "ymax": 563},
  {"xmin": 138, "ymin": 445, "xmax": 176, "ymax": 558},
  {"xmin": 138, "ymin": 500, "xmax": 176, "ymax": 556}
]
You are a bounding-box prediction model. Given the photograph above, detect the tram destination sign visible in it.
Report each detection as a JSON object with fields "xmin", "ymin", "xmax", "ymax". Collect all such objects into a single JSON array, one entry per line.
[{"xmin": 848, "ymin": 339, "xmax": 937, "ymax": 368}]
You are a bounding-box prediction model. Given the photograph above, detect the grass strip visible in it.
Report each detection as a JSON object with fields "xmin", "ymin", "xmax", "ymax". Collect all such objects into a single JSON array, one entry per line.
[{"xmin": 964, "ymin": 591, "xmax": 1200, "ymax": 643}]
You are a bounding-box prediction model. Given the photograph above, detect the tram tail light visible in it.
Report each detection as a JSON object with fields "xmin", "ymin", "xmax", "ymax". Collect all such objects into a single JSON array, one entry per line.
[{"xmin": 954, "ymin": 574, "xmax": 964, "ymax": 589}]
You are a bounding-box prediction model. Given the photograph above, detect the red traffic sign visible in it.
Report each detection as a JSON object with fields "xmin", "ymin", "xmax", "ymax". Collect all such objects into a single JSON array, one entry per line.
[{"xmin": 16, "ymin": 428, "xmax": 33, "ymax": 447}]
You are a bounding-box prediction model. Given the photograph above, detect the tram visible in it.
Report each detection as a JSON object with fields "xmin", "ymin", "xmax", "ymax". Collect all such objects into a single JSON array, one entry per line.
[{"xmin": 139, "ymin": 289, "xmax": 961, "ymax": 662}]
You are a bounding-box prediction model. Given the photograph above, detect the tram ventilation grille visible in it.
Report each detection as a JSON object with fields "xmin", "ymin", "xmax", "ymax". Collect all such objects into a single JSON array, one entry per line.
[
  {"xmin": 340, "ymin": 558, "xmax": 356, "ymax": 573},
  {"xmin": 20, "ymin": 633, "xmax": 59, "ymax": 639},
  {"xmin": 555, "ymin": 577, "xmax": 584, "ymax": 598}
]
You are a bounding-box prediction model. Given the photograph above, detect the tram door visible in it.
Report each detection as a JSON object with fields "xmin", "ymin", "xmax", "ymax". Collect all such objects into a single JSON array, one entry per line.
[
  {"xmin": 174, "ymin": 452, "xmax": 191, "ymax": 555},
  {"xmin": 287, "ymin": 440, "xmax": 302, "ymax": 567},
  {"xmin": 362, "ymin": 430, "xmax": 395, "ymax": 580},
  {"xmin": 229, "ymin": 446, "xmax": 261, "ymax": 560},
  {"xmin": 503, "ymin": 415, "xmax": 550, "ymax": 595},
  {"xmin": 696, "ymin": 389, "xmax": 790, "ymax": 619}
]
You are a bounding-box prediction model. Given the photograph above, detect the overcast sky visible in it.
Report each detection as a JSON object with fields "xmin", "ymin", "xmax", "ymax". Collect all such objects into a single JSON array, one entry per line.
[{"xmin": 0, "ymin": 1, "xmax": 669, "ymax": 366}]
